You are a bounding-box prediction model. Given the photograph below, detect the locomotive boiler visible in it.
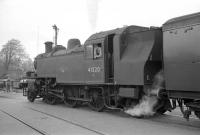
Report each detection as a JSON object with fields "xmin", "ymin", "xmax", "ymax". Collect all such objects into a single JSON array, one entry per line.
[{"xmin": 26, "ymin": 12, "xmax": 200, "ymax": 120}]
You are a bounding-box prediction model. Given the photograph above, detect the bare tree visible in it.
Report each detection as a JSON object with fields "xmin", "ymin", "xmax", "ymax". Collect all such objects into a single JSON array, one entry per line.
[
  {"xmin": 0, "ymin": 39, "xmax": 33, "ymax": 77},
  {"xmin": 21, "ymin": 57, "xmax": 34, "ymax": 72}
]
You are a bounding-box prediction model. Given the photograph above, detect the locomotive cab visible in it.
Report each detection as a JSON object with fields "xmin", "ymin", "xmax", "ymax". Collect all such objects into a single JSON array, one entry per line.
[
  {"xmin": 84, "ymin": 31, "xmax": 116, "ymax": 83},
  {"xmin": 84, "ymin": 26, "xmax": 165, "ymax": 110}
]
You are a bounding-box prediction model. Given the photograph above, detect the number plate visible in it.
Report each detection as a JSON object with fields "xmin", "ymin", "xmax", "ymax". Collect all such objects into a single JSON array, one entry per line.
[{"xmin": 88, "ymin": 67, "xmax": 101, "ymax": 73}]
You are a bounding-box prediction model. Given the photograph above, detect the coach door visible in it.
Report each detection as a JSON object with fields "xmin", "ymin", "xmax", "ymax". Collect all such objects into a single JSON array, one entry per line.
[{"xmin": 84, "ymin": 42, "xmax": 105, "ymax": 83}]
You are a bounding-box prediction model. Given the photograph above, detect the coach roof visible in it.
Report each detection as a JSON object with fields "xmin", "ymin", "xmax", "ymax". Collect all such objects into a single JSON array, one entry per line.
[{"xmin": 163, "ymin": 12, "xmax": 200, "ymax": 31}]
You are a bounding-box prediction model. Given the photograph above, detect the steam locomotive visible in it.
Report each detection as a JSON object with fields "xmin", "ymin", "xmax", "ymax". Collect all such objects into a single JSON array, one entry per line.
[{"xmin": 26, "ymin": 12, "xmax": 200, "ymax": 120}]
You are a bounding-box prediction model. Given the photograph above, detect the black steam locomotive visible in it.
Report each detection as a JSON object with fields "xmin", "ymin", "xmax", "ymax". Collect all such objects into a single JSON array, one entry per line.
[{"xmin": 26, "ymin": 12, "xmax": 200, "ymax": 120}]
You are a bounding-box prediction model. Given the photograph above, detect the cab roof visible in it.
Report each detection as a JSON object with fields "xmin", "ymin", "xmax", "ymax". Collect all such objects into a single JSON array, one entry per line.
[{"xmin": 84, "ymin": 25, "xmax": 149, "ymax": 45}]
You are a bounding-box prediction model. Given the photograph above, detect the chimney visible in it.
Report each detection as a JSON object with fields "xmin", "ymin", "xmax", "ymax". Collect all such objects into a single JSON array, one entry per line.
[{"xmin": 44, "ymin": 41, "xmax": 53, "ymax": 53}]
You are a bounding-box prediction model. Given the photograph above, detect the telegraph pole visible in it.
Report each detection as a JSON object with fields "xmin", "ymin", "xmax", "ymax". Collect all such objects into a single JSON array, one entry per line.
[{"xmin": 52, "ymin": 24, "xmax": 59, "ymax": 46}]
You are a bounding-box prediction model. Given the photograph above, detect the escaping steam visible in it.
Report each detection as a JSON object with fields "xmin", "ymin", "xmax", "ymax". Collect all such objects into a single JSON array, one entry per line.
[
  {"xmin": 125, "ymin": 96, "xmax": 158, "ymax": 117},
  {"xmin": 86, "ymin": 0, "xmax": 101, "ymax": 31},
  {"xmin": 125, "ymin": 71, "xmax": 164, "ymax": 117}
]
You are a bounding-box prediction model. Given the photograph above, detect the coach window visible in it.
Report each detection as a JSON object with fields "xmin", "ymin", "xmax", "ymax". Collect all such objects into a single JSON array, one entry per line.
[{"xmin": 94, "ymin": 43, "xmax": 102, "ymax": 59}]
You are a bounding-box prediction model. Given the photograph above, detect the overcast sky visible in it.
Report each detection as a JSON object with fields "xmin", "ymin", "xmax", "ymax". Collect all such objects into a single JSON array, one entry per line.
[{"xmin": 0, "ymin": 0, "xmax": 200, "ymax": 59}]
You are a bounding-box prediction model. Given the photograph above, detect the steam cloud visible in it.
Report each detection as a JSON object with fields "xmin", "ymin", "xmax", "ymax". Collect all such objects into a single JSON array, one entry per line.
[
  {"xmin": 86, "ymin": 0, "xmax": 100, "ymax": 31},
  {"xmin": 125, "ymin": 71, "xmax": 164, "ymax": 117},
  {"xmin": 125, "ymin": 96, "xmax": 158, "ymax": 117}
]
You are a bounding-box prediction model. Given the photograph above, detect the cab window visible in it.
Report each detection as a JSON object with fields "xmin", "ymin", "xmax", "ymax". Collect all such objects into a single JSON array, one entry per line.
[
  {"xmin": 94, "ymin": 43, "xmax": 102, "ymax": 59},
  {"xmin": 86, "ymin": 43, "xmax": 102, "ymax": 59}
]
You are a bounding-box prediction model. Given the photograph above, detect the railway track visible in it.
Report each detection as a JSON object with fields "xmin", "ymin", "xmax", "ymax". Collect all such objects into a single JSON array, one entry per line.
[
  {"xmin": 27, "ymin": 107, "xmax": 106, "ymax": 135},
  {"xmin": 0, "ymin": 107, "xmax": 106, "ymax": 135},
  {"xmin": 150, "ymin": 113, "xmax": 200, "ymax": 129},
  {"xmin": 26, "ymin": 102, "xmax": 200, "ymax": 131},
  {"xmin": 90, "ymin": 106, "xmax": 200, "ymax": 129},
  {"xmin": 1, "ymin": 93, "xmax": 199, "ymax": 135},
  {"xmin": 27, "ymin": 105, "xmax": 200, "ymax": 131},
  {"xmin": 0, "ymin": 109, "xmax": 49, "ymax": 135}
]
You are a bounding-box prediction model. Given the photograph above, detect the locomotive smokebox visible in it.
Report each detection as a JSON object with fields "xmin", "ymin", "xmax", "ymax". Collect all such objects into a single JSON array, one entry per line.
[{"xmin": 44, "ymin": 41, "xmax": 53, "ymax": 53}]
